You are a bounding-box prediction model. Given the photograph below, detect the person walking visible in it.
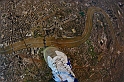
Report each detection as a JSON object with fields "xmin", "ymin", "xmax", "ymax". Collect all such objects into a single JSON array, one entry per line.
[{"xmin": 43, "ymin": 47, "xmax": 78, "ymax": 82}]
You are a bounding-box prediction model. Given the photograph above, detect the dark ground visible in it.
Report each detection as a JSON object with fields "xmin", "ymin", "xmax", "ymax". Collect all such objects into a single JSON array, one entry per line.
[{"xmin": 0, "ymin": 0, "xmax": 124, "ymax": 82}]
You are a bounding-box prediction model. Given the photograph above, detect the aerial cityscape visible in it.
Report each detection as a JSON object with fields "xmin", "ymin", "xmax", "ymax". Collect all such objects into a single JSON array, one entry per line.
[{"xmin": 0, "ymin": 0, "xmax": 124, "ymax": 82}]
